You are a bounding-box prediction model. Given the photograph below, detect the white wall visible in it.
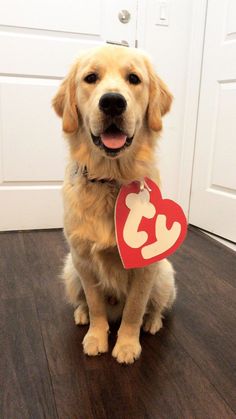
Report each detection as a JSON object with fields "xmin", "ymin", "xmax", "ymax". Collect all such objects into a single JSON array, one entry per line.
[{"xmin": 139, "ymin": 0, "xmax": 194, "ymax": 202}]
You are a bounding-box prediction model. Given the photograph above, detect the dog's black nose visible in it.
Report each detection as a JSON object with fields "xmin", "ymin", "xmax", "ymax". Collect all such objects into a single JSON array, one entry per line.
[{"xmin": 99, "ymin": 93, "xmax": 127, "ymax": 116}]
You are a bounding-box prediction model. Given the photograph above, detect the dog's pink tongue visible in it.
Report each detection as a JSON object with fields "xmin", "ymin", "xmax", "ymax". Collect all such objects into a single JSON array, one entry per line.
[{"xmin": 101, "ymin": 133, "xmax": 127, "ymax": 149}]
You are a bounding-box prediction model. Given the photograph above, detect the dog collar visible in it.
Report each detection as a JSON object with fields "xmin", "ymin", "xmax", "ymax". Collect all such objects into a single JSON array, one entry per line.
[
  {"xmin": 82, "ymin": 166, "xmax": 116, "ymax": 184},
  {"xmin": 73, "ymin": 163, "xmax": 117, "ymax": 185}
]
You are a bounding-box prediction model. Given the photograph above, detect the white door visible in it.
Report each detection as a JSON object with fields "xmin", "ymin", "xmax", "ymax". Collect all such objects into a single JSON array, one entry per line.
[
  {"xmin": 189, "ymin": 0, "xmax": 236, "ymax": 242},
  {"xmin": 0, "ymin": 0, "xmax": 138, "ymax": 231}
]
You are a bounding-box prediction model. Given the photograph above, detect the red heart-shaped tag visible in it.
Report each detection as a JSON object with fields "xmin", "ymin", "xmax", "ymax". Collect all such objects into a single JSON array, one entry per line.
[{"xmin": 115, "ymin": 177, "xmax": 187, "ymax": 269}]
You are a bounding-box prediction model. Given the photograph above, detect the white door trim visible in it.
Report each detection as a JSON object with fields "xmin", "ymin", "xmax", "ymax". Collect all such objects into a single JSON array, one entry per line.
[
  {"xmin": 136, "ymin": 0, "xmax": 208, "ymax": 218},
  {"xmin": 177, "ymin": 0, "xmax": 208, "ymax": 217},
  {"xmin": 136, "ymin": 0, "xmax": 148, "ymax": 49}
]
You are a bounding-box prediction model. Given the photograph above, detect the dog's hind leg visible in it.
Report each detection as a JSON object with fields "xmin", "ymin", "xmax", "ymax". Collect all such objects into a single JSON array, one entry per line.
[
  {"xmin": 62, "ymin": 253, "xmax": 89, "ymax": 325},
  {"xmin": 143, "ymin": 259, "xmax": 176, "ymax": 334}
]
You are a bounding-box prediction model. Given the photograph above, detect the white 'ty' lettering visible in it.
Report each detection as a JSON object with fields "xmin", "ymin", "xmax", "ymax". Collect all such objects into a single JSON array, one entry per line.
[
  {"xmin": 141, "ymin": 214, "xmax": 181, "ymax": 259},
  {"xmin": 123, "ymin": 189, "xmax": 155, "ymax": 248}
]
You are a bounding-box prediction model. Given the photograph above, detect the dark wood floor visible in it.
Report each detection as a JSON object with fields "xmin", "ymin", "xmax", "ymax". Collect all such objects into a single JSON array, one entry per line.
[{"xmin": 0, "ymin": 226, "xmax": 235, "ymax": 419}]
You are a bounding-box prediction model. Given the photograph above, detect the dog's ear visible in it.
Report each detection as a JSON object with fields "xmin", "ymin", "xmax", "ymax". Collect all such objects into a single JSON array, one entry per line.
[
  {"xmin": 146, "ymin": 60, "xmax": 173, "ymax": 132},
  {"xmin": 52, "ymin": 62, "xmax": 79, "ymax": 134}
]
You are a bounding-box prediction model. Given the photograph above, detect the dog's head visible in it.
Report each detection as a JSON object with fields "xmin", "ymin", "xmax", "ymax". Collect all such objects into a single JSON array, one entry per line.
[{"xmin": 52, "ymin": 46, "xmax": 172, "ymax": 159}]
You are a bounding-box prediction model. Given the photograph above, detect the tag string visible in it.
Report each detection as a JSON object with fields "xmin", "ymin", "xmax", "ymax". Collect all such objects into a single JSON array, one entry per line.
[{"xmin": 140, "ymin": 179, "xmax": 151, "ymax": 192}]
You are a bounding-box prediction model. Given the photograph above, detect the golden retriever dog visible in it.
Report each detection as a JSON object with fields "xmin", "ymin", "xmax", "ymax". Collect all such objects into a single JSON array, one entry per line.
[{"xmin": 52, "ymin": 45, "xmax": 176, "ymax": 364}]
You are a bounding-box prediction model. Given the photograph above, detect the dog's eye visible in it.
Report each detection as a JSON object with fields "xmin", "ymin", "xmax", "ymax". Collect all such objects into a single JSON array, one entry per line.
[
  {"xmin": 128, "ymin": 73, "xmax": 141, "ymax": 85},
  {"xmin": 84, "ymin": 73, "xmax": 98, "ymax": 84}
]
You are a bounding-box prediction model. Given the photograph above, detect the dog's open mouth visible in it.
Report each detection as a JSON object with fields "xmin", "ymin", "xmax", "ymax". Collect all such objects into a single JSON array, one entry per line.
[{"xmin": 91, "ymin": 124, "xmax": 133, "ymax": 156}]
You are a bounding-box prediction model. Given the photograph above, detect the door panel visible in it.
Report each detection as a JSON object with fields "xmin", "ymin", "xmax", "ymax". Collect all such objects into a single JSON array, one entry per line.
[
  {"xmin": 0, "ymin": 31, "xmax": 102, "ymax": 77},
  {"xmin": 1, "ymin": 78, "xmax": 65, "ymax": 182},
  {"xmin": 0, "ymin": 0, "xmax": 102, "ymax": 34},
  {"xmin": 225, "ymin": 0, "xmax": 236, "ymax": 39},
  {"xmin": 0, "ymin": 1, "xmax": 138, "ymax": 230},
  {"xmin": 0, "ymin": 187, "xmax": 63, "ymax": 231},
  {"xmin": 189, "ymin": 0, "xmax": 236, "ymax": 242},
  {"xmin": 211, "ymin": 82, "xmax": 236, "ymax": 191}
]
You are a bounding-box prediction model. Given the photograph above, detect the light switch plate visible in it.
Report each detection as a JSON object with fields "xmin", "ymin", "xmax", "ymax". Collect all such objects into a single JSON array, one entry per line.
[{"xmin": 155, "ymin": 1, "xmax": 170, "ymax": 26}]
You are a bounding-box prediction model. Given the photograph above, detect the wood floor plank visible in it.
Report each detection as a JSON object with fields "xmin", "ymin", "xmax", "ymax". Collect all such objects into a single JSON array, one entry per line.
[
  {"xmin": 171, "ymin": 249, "xmax": 236, "ymax": 332},
  {"xmin": 167, "ymin": 285, "xmax": 236, "ymax": 413},
  {"xmin": 1, "ymin": 228, "xmax": 235, "ymax": 419},
  {"xmin": 22, "ymin": 229, "xmax": 235, "ymax": 419},
  {"xmin": 0, "ymin": 232, "xmax": 33, "ymax": 299},
  {"xmin": 0, "ymin": 296, "xmax": 58, "ymax": 419},
  {"xmin": 183, "ymin": 226, "xmax": 236, "ymax": 288},
  {"xmin": 138, "ymin": 327, "xmax": 235, "ymax": 419},
  {"xmin": 170, "ymin": 228, "xmax": 236, "ymax": 413}
]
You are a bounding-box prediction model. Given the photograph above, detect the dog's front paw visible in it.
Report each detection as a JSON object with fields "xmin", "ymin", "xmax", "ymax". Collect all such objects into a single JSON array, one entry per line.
[
  {"xmin": 74, "ymin": 305, "xmax": 89, "ymax": 325},
  {"xmin": 83, "ymin": 328, "xmax": 108, "ymax": 356},
  {"xmin": 112, "ymin": 337, "xmax": 141, "ymax": 364},
  {"xmin": 143, "ymin": 314, "xmax": 163, "ymax": 335}
]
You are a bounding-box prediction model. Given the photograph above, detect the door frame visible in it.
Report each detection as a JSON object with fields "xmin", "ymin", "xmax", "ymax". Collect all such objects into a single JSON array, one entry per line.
[
  {"xmin": 176, "ymin": 0, "xmax": 208, "ymax": 217},
  {"xmin": 136, "ymin": 0, "xmax": 208, "ymax": 218}
]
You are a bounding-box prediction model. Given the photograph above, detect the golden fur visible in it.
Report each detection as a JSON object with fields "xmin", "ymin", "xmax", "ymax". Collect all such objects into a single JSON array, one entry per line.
[{"xmin": 52, "ymin": 45, "xmax": 176, "ymax": 364}]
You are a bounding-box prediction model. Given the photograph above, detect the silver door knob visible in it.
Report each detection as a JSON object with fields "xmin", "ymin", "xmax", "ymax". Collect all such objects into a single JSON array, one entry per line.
[{"xmin": 118, "ymin": 10, "xmax": 131, "ymax": 24}]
